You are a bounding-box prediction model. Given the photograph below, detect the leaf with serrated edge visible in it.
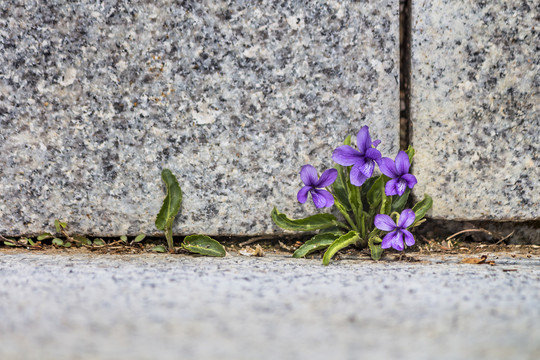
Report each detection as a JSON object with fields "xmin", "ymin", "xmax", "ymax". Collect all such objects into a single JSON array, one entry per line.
[
  {"xmin": 322, "ymin": 231, "xmax": 359, "ymax": 266},
  {"xmin": 293, "ymin": 233, "xmax": 342, "ymax": 258},
  {"xmin": 155, "ymin": 169, "xmax": 183, "ymax": 231},
  {"xmin": 182, "ymin": 235, "xmax": 226, "ymax": 257},
  {"xmin": 271, "ymin": 207, "xmax": 337, "ymax": 232}
]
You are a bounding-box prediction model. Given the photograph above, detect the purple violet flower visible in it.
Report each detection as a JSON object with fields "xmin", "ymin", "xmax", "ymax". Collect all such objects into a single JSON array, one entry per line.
[
  {"xmin": 378, "ymin": 150, "xmax": 418, "ymax": 196},
  {"xmin": 332, "ymin": 126, "xmax": 382, "ymax": 186},
  {"xmin": 297, "ymin": 165, "xmax": 338, "ymax": 209},
  {"xmin": 374, "ymin": 209, "xmax": 416, "ymax": 251}
]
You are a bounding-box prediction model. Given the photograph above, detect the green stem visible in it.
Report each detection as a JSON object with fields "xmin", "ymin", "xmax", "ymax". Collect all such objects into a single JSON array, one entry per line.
[
  {"xmin": 165, "ymin": 226, "xmax": 175, "ymax": 253},
  {"xmin": 340, "ymin": 210, "xmax": 357, "ymax": 232},
  {"xmin": 330, "ymin": 188, "xmax": 358, "ymax": 232}
]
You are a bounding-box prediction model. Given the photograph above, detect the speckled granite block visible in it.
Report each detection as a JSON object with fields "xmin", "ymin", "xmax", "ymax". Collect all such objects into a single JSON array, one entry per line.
[
  {"xmin": 0, "ymin": 1, "xmax": 399, "ymax": 236},
  {"xmin": 410, "ymin": 0, "xmax": 539, "ymax": 220}
]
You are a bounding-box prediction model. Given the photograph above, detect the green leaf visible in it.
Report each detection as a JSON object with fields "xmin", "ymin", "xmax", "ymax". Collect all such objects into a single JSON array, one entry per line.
[
  {"xmin": 332, "ymin": 166, "xmax": 351, "ymax": 211},
  {"xmin": 64, "ymin": 242, "xmax": 72, "ymax": 248},
  {"xmin": 343, "ymin": 135, "xmax": 352, "ymax": 146},
  {"xmin": 405, "ymin": 145, "xmax": 415, "ymax": 163},
  {"xmin": 28, "ymin": 238, "xmax": 35, "ymax": 246},
  {"xmin": 120, "ymin": 235, "xmax": 128, "ymax": 243},
  {"xmin": 293, "ymin": 233, "xmax": 341, "ymax": 258},
  {"xmin": 155, "ymin": 169, "xmax": 183, "ymax": 231},
  {"xmin": 151, "ymin": 245, "xmax": 166, "ymax": 253},
  {"xmin": 367, "ymin": 176, "xmax": 385, "ymax": 209},
  {"xmin": 391, "ymin": 188, "xmax": 411, "ymax": 214},
  {"xmin": 93, "ymin": 238, "xmax": 105, "ymax": 246},
  {"xmin": 319, "ymin": 226, "xmax": 343, "ymax": 234},
  {"xmin": 52, "ymin": 238, "xmax": 64, "ymax": 246},
  {"xmin": 412, "ymin": 194, "xmax": 433, "ymax": 224},
  {"xmin": 133, "ymin": 234, "xmax": 145, "ymax": 243},
  {"xmin": 73, "ymin": 235, "xmax": 92, "ymax": 245},
  {"xmin": 37, "ymin": 233, "xmax": 53, "ymax": 241},
  {"xmin": 4, "ymin": 240, "xmax": 16, "ymax": 246},
  {"xmin": 54, "ymin": 220, "xmax": 67, "ymax": 233},
  {"xmin": 182, "ymin": 235, "xmax": 226, "ymax": 257},
  {"xmin": 322, "ymin": 231, "xmax": 359, "ymax": 266},
  {"xmin": 368, "ymin": 236, "xmax": 383, "ymax": 261},
  {"xmin": 271, "ymin": 207, "xmax": 338, "ymax": 232},
  {"xmin": 380, "ymin": 191, "xmax": 392, "ymax": 215}
]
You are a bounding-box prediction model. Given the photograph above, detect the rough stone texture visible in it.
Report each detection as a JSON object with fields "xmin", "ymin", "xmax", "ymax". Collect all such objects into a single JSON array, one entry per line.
[
  {"xmin": 0, "ymin": 1, "xmax": 399, "ymax": 236},
  {"xmin": 410, "ymin": 0, "xmax": 539, "ymax": 220},
  {"xmin": 1, "ymin": 253, "xmax": 539, "ymax": 360}
]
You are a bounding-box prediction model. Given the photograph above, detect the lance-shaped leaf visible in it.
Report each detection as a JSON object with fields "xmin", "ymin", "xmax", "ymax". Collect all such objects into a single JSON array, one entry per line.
[
  {"xmin": 293, "ymin": 232, "xmax": 342, "ymax": 258},
  {"xmin": 412, "ymin": 194, "xmax": 433, "ymax": 225},
  {"xmin": 182, "ymin": 235, "xmax": 226, "ymax": 257},
  {"xmin": 155, "ymin": 169, "xmax": 183, "ymax": 231},
  {"xmin": 367, "ymin": 175, "xmax": 385, "ymax": 209},
  {"xmin": 322, "ymin": 231, "xmax": 359, "ymax": 266},
  {"xmin": 391, "ymin": 187, "xmax": 411, "ymax": 214},
  {"xmin": 405, "ymin": 145, "xmax": 415, "ymax": 163},
  {"xmin": 332, "ymin": 165, "xmax": 351, "ymax": 211},
  {"xmin": 271, "ymin": 207, "xmax": 338, "ymax": 232}
]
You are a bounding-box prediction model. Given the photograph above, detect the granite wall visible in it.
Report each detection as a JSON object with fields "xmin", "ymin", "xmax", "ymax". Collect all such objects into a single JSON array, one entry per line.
[
  {"xmin": 0, "ymin": 1, "xmax": 399, "ymax": 236},
  {"xmin": 410, "ymin": 0, "xmax": 539, "ymax": 221}
]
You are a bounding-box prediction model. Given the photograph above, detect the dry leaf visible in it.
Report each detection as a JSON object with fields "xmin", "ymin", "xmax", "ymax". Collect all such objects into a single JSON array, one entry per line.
[
  {"xmin": 461, "ymin": 255, "xmax": 495, "ymax": 265},
  {"xmin": 238, "ymin": 244, "xmax": 265, "ymax": 257}
]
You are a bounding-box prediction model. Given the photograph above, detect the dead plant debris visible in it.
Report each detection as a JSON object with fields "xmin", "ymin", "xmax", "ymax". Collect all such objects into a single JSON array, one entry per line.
[{"xmin": 461, "ymin": 255, "xmax": 496, "ymax": 265}]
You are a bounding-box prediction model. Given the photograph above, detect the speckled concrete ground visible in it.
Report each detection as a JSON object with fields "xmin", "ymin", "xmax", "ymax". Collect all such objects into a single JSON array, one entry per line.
[{"xmin": 1, "ymin": 253, "xmax": 539, "ymax": 360}]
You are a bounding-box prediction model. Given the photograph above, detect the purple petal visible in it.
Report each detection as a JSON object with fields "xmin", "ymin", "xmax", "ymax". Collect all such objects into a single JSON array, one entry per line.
[
  {"xmin": 300, "ymin": 164, "xmax": 318, "ymax": 186},
  {"xmin": 395, "ymin": 178, "xmax": 407, "ymax": 196},
  {"xmin": 384, "ymin": 178, "xmax": 399, "ymax": 196},
  {"xmin": 374, "ymin": 214, "xmax": 396, "ymax": 232},
  {"xmin": 401, "ymin": 173, "xmax": 418, "ymax": 189},
  {"xmin": 332, "ymin": 145, "xmax": 362, "ymax": 166},
  {"xmin": 398, "ymin": 209, "xmax": 416, "ymax": 228},
  {"xmin": 311, "ymin": 189, "xmax": 334, "ymax": 208},
  {"xmin": 353, "ymin": 158, "xmax": 376, "ymax": 179},
  {"xmin": 349, "ymin": 163, "xmax": 369, "ymax": 186},
  {"xmin": 403, "ymin": 230, "xmax": 415, "ymax": 246},
  {"xmin": 378, "ymin": 157, "xmax": 399, "ymax": 178},
  {"xmin": 372, "ymin": 139, "xmax": 381, "ymax": 148},
  {"xmin": 297, "ymin": 186, "xmax": 311, "ymax": 204},
  {"xmin": 316, "ymin": 168, "xmax": 338, "ymax": 188},
  {"xmin": 356, "ymin": 126, "xmax": 372, "ymax": 154},
  {"xmin": 365, "ymin": 147, "xmax": 382, "ymax": 162},
  {"xmin": 391, "ymin": 231, "xmax": 405, "ymax": 251},
  {"xmin": 381, "ymin": 230, "xmax": 404, "ymax": 251},
  {"xmin": 395, "ymin": 151, "xmax": 411, "ymax": 175}
]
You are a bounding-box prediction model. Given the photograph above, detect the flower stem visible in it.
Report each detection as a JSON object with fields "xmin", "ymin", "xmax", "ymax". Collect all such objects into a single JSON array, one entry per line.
[{"xmin": 332, "ymin": 197, "xmax": 358, "ymax": 232}]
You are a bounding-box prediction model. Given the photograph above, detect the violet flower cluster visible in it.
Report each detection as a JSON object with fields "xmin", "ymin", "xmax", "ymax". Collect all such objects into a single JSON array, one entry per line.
[
  {"xmin": 296, "ymin": 125, "xmax": 421, "ymax": 252},
  {"xmin": 298, "ymin": 125, "xmax": 417, "ymax": 207}
]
